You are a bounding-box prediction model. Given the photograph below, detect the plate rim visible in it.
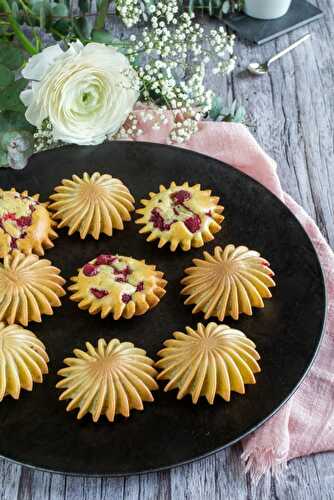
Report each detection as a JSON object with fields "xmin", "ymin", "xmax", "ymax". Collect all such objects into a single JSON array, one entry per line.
[{"xmin": 0, "ymin": 141, "xmax": 327, "ymax": 477}]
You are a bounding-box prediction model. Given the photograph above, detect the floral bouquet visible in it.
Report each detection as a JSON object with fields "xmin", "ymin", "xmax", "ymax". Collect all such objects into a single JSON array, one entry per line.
[{"xmin": 0, "ymin": 0, "xmax": 243, "ymax": 169}]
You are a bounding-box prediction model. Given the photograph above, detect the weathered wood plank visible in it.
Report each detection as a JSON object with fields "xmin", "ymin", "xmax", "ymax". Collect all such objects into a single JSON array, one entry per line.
[
  {"xmin": 0, "ymin": 459, "xmax": 21, "ymax": 500},
  {"xmin": 170, "ymin": 453, "xmax": 216, "ymax": 500}
]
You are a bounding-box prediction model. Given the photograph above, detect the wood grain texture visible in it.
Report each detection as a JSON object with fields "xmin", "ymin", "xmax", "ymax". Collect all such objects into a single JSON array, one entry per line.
[{"xmin": 1, "ymin": 0, "xmax": 333, "ymax": 498}]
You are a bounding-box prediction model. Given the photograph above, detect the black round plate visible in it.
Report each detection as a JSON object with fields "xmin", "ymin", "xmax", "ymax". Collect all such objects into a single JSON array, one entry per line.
[{"xmin": 0, "ymin": 142, "xmax": 326, "ymax": 476}]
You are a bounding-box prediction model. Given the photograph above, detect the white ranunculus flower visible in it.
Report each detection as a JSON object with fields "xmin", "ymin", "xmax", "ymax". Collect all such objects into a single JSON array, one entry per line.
[{"xmin": 20, "ymin": 41, "xmax": 140, "ymax": 145}]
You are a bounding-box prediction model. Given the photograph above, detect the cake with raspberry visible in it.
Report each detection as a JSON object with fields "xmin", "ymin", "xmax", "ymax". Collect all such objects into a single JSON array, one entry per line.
[
  {"xmin": 135, "ymin": 181, "xmax": 224, "ymax": 251},
  {"xmin": 49, "ymin": 172, "xmax": 135, "ymax": 240},
  {"xmin": 68, "ymin": 254, "xmax": 167, "ymax": 320},
  {"xmin": 0, "ymin": 188, "xmax": 57, "ymax": 258}
]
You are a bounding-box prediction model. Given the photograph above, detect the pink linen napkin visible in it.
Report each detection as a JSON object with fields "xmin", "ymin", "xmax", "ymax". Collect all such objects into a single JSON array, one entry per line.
[{"xmin": 127, "ymin": 111, "xmax": 334, "ymax": 481}]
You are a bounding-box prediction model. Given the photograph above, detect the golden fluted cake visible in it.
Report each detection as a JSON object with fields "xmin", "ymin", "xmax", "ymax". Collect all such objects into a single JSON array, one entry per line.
[
  {"xmin": 181, "ymin": 244, "xmax": 276, "ymax": 321},
  {"xmin": 69, "ymin": 254, "xmax": 167, "ymax": 320},
  {"xmin": 56, "ymin": 338, "xmax": 158, "ymax": 422},
  {"xmin": 49, "ymin": 172, "xmax": 135, "ymax": 239},
  {"xmin": 156, "ymin": 322, "xmax": 261, "ymax": 403},
  {"xmin": 0, "ymin": 188, "xmax": 57, "ymax": 258},
  {"xmin": 0, "ymin": 322, "xmax": 49, "ymax": 401},
  {"xmin": 136, "ymin": 182, "xmax": 224, "ymax": 251},
  {"xmin": 0, "ymin": 250, "xmax": 66, "ymax": 326}
]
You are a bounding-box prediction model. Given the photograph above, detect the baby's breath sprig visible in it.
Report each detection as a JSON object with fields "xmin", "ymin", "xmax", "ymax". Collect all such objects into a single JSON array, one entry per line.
[
  {"xmin": 33, "ymin": 120, "xmax": 62, "ymax": 153},
  {"xmin": 120, "ymin": 3, "xmax": 236, "ymax": 144}
]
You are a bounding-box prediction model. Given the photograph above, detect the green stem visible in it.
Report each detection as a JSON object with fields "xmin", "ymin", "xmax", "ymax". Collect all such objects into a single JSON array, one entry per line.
[
  {"xmin": 0, "ymin": 0, "xmax": 37, "ymax": 54},
  {"xmin": 93, "ymin": 0, "xmax": 110, "ymax": 31}
]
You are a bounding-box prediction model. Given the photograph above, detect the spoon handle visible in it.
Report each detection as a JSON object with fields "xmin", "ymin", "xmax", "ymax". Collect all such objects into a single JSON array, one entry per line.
[{"xmin": 268, "ymin": 33, "xmax": 311, "ymax": 66}]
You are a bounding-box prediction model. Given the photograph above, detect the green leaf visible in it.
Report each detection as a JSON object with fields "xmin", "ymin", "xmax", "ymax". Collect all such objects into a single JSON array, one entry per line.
[
  {"xmin": 0, "ymin": 110, "xmax": 33, "ymax": 134},
  {"xmin": 75, "ymin": 16, "xmax": 94, "ymax": 39},
  {"xmin": 209, "ymin": 95, "xmax": 223, "ymax": 120},
  {"xmin": 0, "ymin": 65, "xmax": 14, "ymax": 88},
  {"xmin": 0, "ymin": 148, "xmax": 8, "ymax": 168},
  {"xmin": 233, "ymin": 106, "xmax": 246, "ymax": 123},
  {"xmin": 0, "ymin": 44, "xmax": 24, "ymax": 71},
  {"xmin": 0, "ymin": 78, "xmax": 27, "ymax": 112},
  {"xmin": 91, "ymin": 30, "xmax": 117, "ymax": 44},
  {"xmin": 51, "ymin": 3, "xmax": 69, "ymax": 16},
  {"xmin": 32, "ymin": 1, "xmax": 51, "ymax": 28},
  {"xmin": 53, "ymin": 18, "xmax": 71, "ymax": 35}
]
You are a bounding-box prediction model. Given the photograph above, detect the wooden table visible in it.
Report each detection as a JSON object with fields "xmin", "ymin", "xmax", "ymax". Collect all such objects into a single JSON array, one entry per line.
[{"xmin": 1, "ymin": 0, "xmax": 333, "ymax": 498}]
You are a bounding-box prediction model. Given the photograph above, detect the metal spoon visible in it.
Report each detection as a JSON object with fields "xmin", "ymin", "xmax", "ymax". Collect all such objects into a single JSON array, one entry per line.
[{"xmin": 248, "ymin": 33, "xmax": 311, "ymax": 75}]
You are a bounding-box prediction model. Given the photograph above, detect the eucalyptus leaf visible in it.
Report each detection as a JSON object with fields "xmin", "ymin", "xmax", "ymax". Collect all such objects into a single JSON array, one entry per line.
[
  {"xmin": 51, "ymin": 3, "xmax": 69, "ymax": 17},
  {"xmin": 234, "ymin": 106, "xmax": 246, "ymax": 123},
  {"xmin": 209, "ymin": 94, "xmax": 223, "ymax": 120},
  {"xmin": 0, "ymin": 149, "xmax": 8, "ymax": 168},
  {"xmin": 0, "ymin": 44, "xmax": 24, "ymax": 71},
  {"xmin": 53, "ymin": 19, "xmax": 71, "ymax": 35},
  {"xmin": 0, "ymin": 110, "xmax": 32, "ymax": 134},
  {"xmin": 91, "ymin": 30, "xmax": 117, "ymax": 44},
  {"xmin": 0, "ymin": 65, "xmax": 14, "ymax": 88},
  {"xmin": 2, "ymin": 130, "xmax": 34, "ymax": 170},
  {"xmin": 31, "ymin": 1, "xmax": 51, "ymax": 28},
  {"xmin": 75, "ymin": 16, "xmax": 94, "ymax": 39},
  {"xmin": 0, "ymin": 79, "xmax": 27, "ymax": 113}
]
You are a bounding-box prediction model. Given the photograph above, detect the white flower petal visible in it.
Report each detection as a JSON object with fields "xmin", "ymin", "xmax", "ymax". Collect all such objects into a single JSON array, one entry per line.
[
  {"xmin": 20, "ymin": 89, "xmax": 33, "ymax": 106},
  {"xmin": 22, "ymin": 45, "xmax": 63, "ymax": 81},
  {"xmin": 22, "ymin": 40, "xmax": 139, "ymax": 145}
]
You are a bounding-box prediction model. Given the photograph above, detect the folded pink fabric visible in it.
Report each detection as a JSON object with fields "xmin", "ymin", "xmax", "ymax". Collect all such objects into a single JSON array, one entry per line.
[{"xmin": 128, "ymin": 112, "xmax": 334, "ymax": 481}]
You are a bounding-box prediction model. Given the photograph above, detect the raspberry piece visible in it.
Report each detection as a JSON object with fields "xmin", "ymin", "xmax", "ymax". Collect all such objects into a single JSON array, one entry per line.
[
  {"xmin": 116, "ymin": 276, "xmax": 126, "ymax": 283},
  {"xmin": 170, "ymin": 190, "xmax": 191, "ymax": 204},
  {"xmin": 83, "ymin": 264, "xmax": 98, "ymax": 277},
  {"xmin": 90, "ymin": 288, "xmax": 108, "ymax": 299},
  {"xmin": 120, "ymin": 265, "xmax": 131, "ymax": 278},
  {"xmin": 184, "ymin": 214, "xmax": 201, "ymax": 233},
  {"xmin": 3, "ymin": 213, "xmax": 16, "ymax": 221},
  {"xmin": 122, "ymin": 293, "xmax": 132, "ymax": 304},
  {"xmin": 10, "ymin": 237, "xmax": 17, "ymax": 250},
  {"xmin": 150, "ymin": 208, "xmax": 171, "ymax": 231},
  {"xmin": 136, "ymin": 281, "xmax": 144, "ymax": 292},
  {"xmin": 16, "ymin": 215, "xmax": 32, "ymax": 227},
  {"xmin": 95, "ymin": 254, "xmax": 117, "ymax": 266}
]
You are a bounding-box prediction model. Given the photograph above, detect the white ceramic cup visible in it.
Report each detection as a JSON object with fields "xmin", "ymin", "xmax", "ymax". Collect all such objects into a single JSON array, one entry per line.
[{"xmin": 243, "ymin": 0, "xmax": 292, "ymax": 20}]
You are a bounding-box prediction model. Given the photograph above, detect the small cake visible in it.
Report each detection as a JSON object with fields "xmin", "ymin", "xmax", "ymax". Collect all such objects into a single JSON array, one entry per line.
[
  {"xmin": 0, "ymin": 322, "xmax": 49, "ymax": 401},
  {"xmin": 136, "ymin": 182, "xmax": 224, "ymax": 251},
  {"xmin": 49, "ymin": 172, "xmax": 135, "ymax": 239},
  {"xmin": 181, "ymin": 244, "xmax": 276, "ymax": 321},
  {"xmin": 56, "ymin": 338, "xmax": 158, "ymax": 422},
  {"xmin": 156, "ymin": 322, "xmax": 261, "ymax": 404},
  {"xmin": 0, "ymin": 250, "xmax": 66, "ymax": 326},
  {"xmin": 0, "ymin": 188, "xmax": 57, "ymax": 258},
  {"xmin": 68, "ymin": 254, "xmax": 167, "ymax": 320}
]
